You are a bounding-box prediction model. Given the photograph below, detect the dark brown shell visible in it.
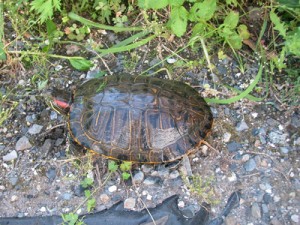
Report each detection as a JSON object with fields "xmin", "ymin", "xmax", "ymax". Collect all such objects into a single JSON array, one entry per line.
[{"xmin": 68, "ymin": 75, "xmax": 213, "ymax": 163}]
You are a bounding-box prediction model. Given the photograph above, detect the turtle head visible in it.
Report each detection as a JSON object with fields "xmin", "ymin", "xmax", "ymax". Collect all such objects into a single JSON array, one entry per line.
[{"xmin": 48, "ymin": 88, "xmax": 73, "ymax": 115}]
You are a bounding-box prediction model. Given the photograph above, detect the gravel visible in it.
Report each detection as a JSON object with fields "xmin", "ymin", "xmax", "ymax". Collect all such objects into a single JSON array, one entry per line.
[{"xmin": 15, "ymin": 136, "xmax": 32, "ymax": 151}]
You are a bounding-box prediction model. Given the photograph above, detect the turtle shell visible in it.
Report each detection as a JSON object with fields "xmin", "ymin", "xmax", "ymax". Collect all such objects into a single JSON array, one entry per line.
[{"xmin": 68, "ymin": 75, "xmax": 213, "ymax": 163}]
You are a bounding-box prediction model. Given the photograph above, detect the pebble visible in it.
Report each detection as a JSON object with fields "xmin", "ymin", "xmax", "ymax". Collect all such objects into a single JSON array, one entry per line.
[
  {"xmin": 40, "ymin": 207, "xmax": 46, "ymax": 212},
  {"xmin": 236, "ymin": 121, "xmax": 249, "ymax": 131},
  {"xmin": 55, "ymin": 138, "xmax": 64, "ymax": 146},
  {"xmin": 146, "ymin": 194, "xmax": 152, "ymax": 200},
  {"xmin": 166, "ymin": 58, "xmax": 177, "ymax": 64},
  {"xmin": 263, "ymin": 193, "xmax": 272, "ymax": 204},
  {"xmin": 28, "ymin": 124, "xmax": 43, "ymax": 135},
  {"xmin": 178, "ymin": 200, "xmax": 185, "ymax": 208},
  {"xmin": 169, "ymin": 170, "xmax": 180, "ymax": 179},
  {"xmin": 143, "ymin": 176, "xmax": 162, "ymax": 186},
  {"xmin": 225, "ymin": 216, "xmax": 238, "ymax": 225},
  {"xmin": 133, "ymin": 171, "xmax": 144, "ymax": 184},
  {"xmin": 25, "ymin": 114, "xmax": 37, "ymax": 123},
  {"xmin": 15, "ymin": 136, "xmax": 32, "ymax": 151},
  {"xmin": 273, "ymin": 195, "xmax": 281, "ymax": 202},
  {"xmin": 223, "ymin": 132, "xmax": 232, "ymax": 142},
  {"xmin": 50, "ymin": 111, "xmax": 58, "ymax": 120},
  {"xmin": 294, "ymin": 137, "xmax": 300, "ymax": 145},
  {"xmin": 11, "ymin": 195, "xmax": 18, "ymax": 202},
  {"xmin": 108, "ymin": 185, "xmax": 117, "ymax": 192},
  {"xmin": 99, "ymin": 194, "xmax": 110, "ymax": 203},
  {"xmin": 270, "ymin": 218, "xmax": 283, "ymax": 225},
  {"xmin": 227, "ymin": 172, "xmax": 237, "ymax": 182},
  {"xmin": 268, "ymin": 131, "xmax": 288, "ymax": 145},
  {"xmin": 251, "ymin": 202, "xmax": 261, "ymax": 219},
  {"xmin": 157, "ymin": 166, "xmax": 169, "ymax": 178},
  {"xmin": 291, "ymin": 215, "xmax": 299, "ymax": 223},
  {"xmin": 258, "ymin": 128, "xmax": 267, "ymax": 144},
  {"xmin": 73, "ymin": 185, "xmax": 85, "ymax": 197},
  {"xmin": 46, "ymin": 167, "xmax": 56, "ymax": 182},
  {"xmin": 261, "ymin": 204, "xmax": 268, "ymax": 213},
  {"xmin": 41, "ymin": 139, "xmax": 53, "ymax": 157},
  {"xmin": 244, "ymin": 158, "xmax": 256, "ymax": 172},
  {"xmin": 141, "ymin": 165, "xmax": 153, "ymax": 173},
  {"xmin": 279, "ymin": 147, "xmax": 289, "ymax": 154},
  {"xmin": 62, "ymin": 193, "xmax": 72, "ymax": 200},
  {"xmin": 8, "ymin": 173, "xmax": 19, "ymax": 186},
  {"xmin": 227, "ymin": 142, "xmax": 242, "ymax": 152},
  {"xmin": 3, "ymin": 150, "xmax": 18, "ymax": 161},
  {"xmin": 124, "ymin": 197, "xmax": 136, "ymax": 209}
]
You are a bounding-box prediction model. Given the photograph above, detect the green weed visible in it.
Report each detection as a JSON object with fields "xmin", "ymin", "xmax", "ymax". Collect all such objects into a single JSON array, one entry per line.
[
  {"xmin": 183, "ymin": 174, "xmax": 220, "ymax": 205},
  {"xmin": 108, "ymin": 160, "xmax": 132, "ymax": 180}
]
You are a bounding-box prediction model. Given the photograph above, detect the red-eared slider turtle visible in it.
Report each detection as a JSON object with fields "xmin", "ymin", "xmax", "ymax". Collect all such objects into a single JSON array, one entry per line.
[{"xmin": 52, "ymin": 75, "xmax": 213, "ymax": 163}]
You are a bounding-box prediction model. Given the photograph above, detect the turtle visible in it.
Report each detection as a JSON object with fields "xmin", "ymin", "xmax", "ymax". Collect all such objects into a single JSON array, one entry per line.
[{"xmin": 51, "ymin": 75, "xmax": 213, "ymax": 163}]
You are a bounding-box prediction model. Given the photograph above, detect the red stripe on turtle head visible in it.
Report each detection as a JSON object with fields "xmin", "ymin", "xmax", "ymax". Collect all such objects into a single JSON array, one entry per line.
[{"xmin": 53, "ymin": 98, "xmax": 70, "ymax": 110}]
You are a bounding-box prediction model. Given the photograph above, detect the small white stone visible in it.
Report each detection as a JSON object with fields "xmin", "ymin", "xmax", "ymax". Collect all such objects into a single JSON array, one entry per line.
[
  {"xmin": 108, "ymin": 185, "xmax": 117, "ymax": 193},
  {"xmin": 55, "ymin": 65, "xmax": 63, "ymax": 71},
  {"xmin": 291, "ymin": 214, "xmax": 299, "ymax": 223},
  {"xmin": 242, "ymin": 154, "xmax": 250, "ymax": 162},
  {"xmin": 3, "ymin": 150, "xmax": 18, "ymax": 161},
  {"xmin": 251, "ymin": 112, "xmax": 258, "ymax": 118},
  {"xmin": 278, "ymin": 125, "xmax": 284, "ymax": 130},
  {"xmin": 290, "ymin": 172, "xmax": 295, "ymax": 177},
  {"xmin": 178, "ymin": 200, "xmax": 185, "ymax": 208},
  {"xmin": 223, "ymin": 132, "xmax": 232, "ymax": 142},
  {"xmin": 265, "ymin": 189, "xmax": 272, "ymax": 194},
  {"xmin": 87, "ymin": 170, "xmax": 94, "ymax": 181},
  {"xmin": 0, "ymin": 185, "xmax": 5, "ymax": 191},
  {"xmin": 11, "ymin": 195, "xmax": 18, "ymax": 202},
  {"xmin": 167, "ymin": 58, "xmax": 177, "ymax": 64},
  {"xmin": 40, "ymin": 207, "xmax": 46, "ymax": 212},
  {"xmin": 76, "ymin": 209, "xmax": 82, "ymax": 214},
  {"xmin": 228, "ymin": 172, "xmax": 237, "ymax": 182},
  {"xmin": 142, "ymin": 190, "xmax": 148, "ymax": 195},
  {"xmin": 124, "ymin": 197, "xmax": 136, "ymax": 209},
  {"xmin": 146, "ymin": 194, "xmax": 152, "ymax": 201},
  {"xmin": 274, "ymin": 195, "xmax": 281, "ymax": 202}
]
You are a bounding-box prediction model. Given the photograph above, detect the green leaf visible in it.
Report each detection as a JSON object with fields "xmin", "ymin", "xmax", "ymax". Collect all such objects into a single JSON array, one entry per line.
[
  {"xmin": 138, "ymin": 0, "xmax": 169, "ymax": 9},
  {"xmin": 278, "ymin": 0, "xmax": 300, "ymax": 8},
  {"xmin": 80, "ymin": 177, "xmax": 93, "ymax": 188},
  {"xmin": 223, "ymin": 11, "xmax": 239, "ymax": 29},
  {"xmin": 84, "ymin": 190, "xmax": 91, "ymax": 198},
  {"xmin": 46, "ymin": 19, "xmax": 57, "ymax": 37},
  {"xmin": 122, "ymin": 172, "xmax": 131, "ymax": 180},
  {"xmin": 30, "ymin": 0, "xmax": 61, "ymax": 23},
  {"xmin": 120, "ymin": 161, "xmax": 132, "ymax": 171},
  {"xmin": 62, "ymin": 213, "xmax": 79, "ymax": 225},
  {"xmin": 0, "ymin": 41, "xmax": 6, "ymax": 61},
  {"xmin": 169, "ymin": 6, "xmax": 188, "ymax": 37},
  {"xmin": 226, "ymin": 32, "xmax": 242, "ymax": 49},
  {"xmin": 270, "ymin": 11, "xmax": 286, "ymax": 37},
  {"xmin": 108, "ymin": 160, "xmax": 118, "ymax": 172},
  {"xmin": 189, "ymin": 0, "xmax": 216, "ymax": 22},
  {"xmin": 225, "ymin": 0, "xmax": 238, "ymax": 6},
  {"xmin": 87, "ymin": 198, "xmax": 96, "ymax": 212},
  {"xmin": 169, "ymin": 0, "xmax": 185, "ymax": 6},
  {"xmin": 237, "ymin": 24, "xmax": 250, "ymax": 40},
  {"xmin": 285, "ymin": 27, "xmax": 300, "ymax": 56},
  {"xmin": 68, "ymin": 58, "xmax": 93, "ymax": 71}
]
